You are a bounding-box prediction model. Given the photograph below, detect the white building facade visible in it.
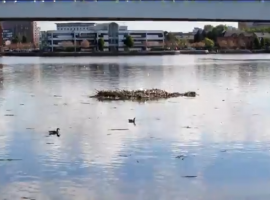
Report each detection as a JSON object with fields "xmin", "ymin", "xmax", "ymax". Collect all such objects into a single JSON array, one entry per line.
[{"xmin": 41, "ymin": 22, "xmax": 164, "ymax": 52}]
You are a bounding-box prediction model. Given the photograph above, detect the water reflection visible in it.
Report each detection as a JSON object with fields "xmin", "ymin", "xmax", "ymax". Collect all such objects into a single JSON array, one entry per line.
[{"xmin": 0, "ymin": 55, "xmax": 270, "ymax": 200}]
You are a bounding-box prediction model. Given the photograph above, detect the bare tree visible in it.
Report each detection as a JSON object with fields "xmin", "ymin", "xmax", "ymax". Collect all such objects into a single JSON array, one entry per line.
[
  {"xmin": 191, "ymin": 42, "xmax": 205, "ymax": 48},
  {"xmin": 80, "ymin": 39, "xmax": 90, "ymax": 48},
  {"xmin": 219, "ymin": 40, "xmax": 228, "ymax": 49},
  {"xmin": 60, "ymin": 41, "xmax": 74, "ymax": 48}
]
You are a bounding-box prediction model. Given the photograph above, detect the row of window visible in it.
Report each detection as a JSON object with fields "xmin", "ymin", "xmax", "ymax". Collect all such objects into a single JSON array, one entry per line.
[
  {"xmin": 58, "ymin": 27, "xmax": 92, "ymax": 31},
  {"xmin": 49, "ymin": 33, "xmax": 163, "ymax": 37},
  {"xmin": 48, "ymin": 39, "xmax": 163, "ymax": 45}
]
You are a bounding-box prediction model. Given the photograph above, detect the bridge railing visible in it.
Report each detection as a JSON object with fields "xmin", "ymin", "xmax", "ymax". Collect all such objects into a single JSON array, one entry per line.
[{"xmin": 1, "ymin": 0, "xmax": 269, "ymax": 2}]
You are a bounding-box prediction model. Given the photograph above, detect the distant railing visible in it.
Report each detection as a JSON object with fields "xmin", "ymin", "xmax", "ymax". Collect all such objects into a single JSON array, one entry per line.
[{"xmin": 1, "ymin": 0, "xmax": 269, "ymax": 2}]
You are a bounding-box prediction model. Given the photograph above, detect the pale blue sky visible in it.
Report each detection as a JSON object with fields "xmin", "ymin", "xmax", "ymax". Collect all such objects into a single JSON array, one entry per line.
[{"xmin": 38, "ymin": 21, "xmax": 238, "ymax": 32}]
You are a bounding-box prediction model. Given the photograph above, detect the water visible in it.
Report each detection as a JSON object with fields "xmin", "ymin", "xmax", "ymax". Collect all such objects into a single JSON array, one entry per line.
[{"xmin": 0, "ymin": 54, "xmax": 270, "ymax": 200}]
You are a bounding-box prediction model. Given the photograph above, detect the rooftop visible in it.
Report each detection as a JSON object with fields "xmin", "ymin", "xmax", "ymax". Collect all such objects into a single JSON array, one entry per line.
[
  {"xmin": 55, "ymin": 23, "xmax": 96, "ymax": 26},
  {"xmin": 224, "ymin": 30, "xmax": 253, "ymax": 37},
  {"xmin": 254, "ymin": 32, "xmax": 270, "ymax": 38}
]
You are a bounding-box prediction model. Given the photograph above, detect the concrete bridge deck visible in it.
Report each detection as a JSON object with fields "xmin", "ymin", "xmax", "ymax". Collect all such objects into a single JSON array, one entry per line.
[{"xmin": 0, "ymin": 1, "xmax": 269, "ymax": 21}]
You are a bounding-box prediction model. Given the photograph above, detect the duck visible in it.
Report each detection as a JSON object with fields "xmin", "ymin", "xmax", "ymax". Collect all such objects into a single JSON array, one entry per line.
[
  {"xmin": 128, "ymin": 118, "xmax": 136, "ymax": 124},
  {"xmin": 49, "ymin": 128, "xmax": 60, "ymax": 137}
]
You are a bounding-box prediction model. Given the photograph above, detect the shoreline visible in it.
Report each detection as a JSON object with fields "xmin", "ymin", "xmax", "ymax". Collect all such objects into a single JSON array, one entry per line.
[
  {"xmin": 1, "ymin": 51, "xmax": 181, "ymax": 57},
  {"xmin": 1, "ymin": 49, "xmax": 270, "ymax": 57}
]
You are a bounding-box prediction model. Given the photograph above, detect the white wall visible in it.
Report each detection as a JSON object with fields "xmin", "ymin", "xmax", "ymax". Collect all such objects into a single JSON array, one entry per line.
[{"xmin": 45, "ymin": 28, "xmax": 164, "ymax": 50}]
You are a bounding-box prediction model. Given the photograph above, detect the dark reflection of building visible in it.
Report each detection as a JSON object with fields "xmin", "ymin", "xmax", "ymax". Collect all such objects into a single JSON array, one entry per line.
[
  {"xmin": 38, "ymin": 62, "xmax": 166, "ymax": 91},
  {"xmin": 89, "ymin": 63, "xmax": 121, "ymax": 89}
]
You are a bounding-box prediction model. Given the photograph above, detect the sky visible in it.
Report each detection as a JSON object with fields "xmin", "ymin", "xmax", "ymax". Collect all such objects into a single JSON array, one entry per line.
[{"xmin": 38, "ymin": 21, "xmax": 238, "ymax": 32}]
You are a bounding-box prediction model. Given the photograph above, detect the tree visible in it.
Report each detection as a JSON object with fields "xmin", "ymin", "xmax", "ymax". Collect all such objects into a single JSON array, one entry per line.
[
  {"xmin": 12, "ymin": 35, "xmax": 19, "ymax": 44},
  {"xmin": 253, "ymin": 37, "xmax": 260, "ymax": 49},
  {"xmin": 265, "ymin": 38, "xmax": 270, "ymax": 47},
  {"xmin": 60, "ymin": 41, "xmax": 74, "ymax": 48},
  {"xmin": 260, "ymin": 38, "xmax": 265, "ymax": 48},
  {"xmin": 60, "ymin": 41, "xmax": 74, "ymax": 52},
  {"xmin": 123, "ymin": 35, "xmax": 134, "ymax": 49},
  {"xmin": 245, "ymin": 27, "xmax": 270, "ymax": 33},
  {"xmin": 98, "ymin": 38, "xmax": 105, "ymax": 51},
  {"xmin": 41, "ymin": 41, "xmax": 48, "ymax": 50},
  {"xmin": 203, "ymin": 24, "xmax": 227, "ymax": 44},
  {"xmin": 165, "ymin": 32, "xmax": 176, "ymax": 42},
  {"xmin": 204, "ymin": 37, "xmax": 214, "ymax": 50},
  {"xmin": 164, "ymin": 31, "xmax": 168, "ymax": 37},
  {"xmin": 191, "ymin": 42, "xmax": 205, "ymax": 49},
  {"xmin": 22, "ymin": 35, "xmax": 27, "ymax": 44},
  {"xmin": 17, "ymin": 35, "xmax": 21, "ymax": 43},
  {"xmin": 80, "ymin": 39, "xmax": 90, "ymax": 48},
  {"xmin": 204, "ymin": 24, "xmax": 214, "ymax": 32},
  {"xmin": 215, "ymin": 25, "xmax": 228, "ymax": 33},
  {"xmin": 177, "ymin": 39, "xmax": 188, "ymax": 48}
]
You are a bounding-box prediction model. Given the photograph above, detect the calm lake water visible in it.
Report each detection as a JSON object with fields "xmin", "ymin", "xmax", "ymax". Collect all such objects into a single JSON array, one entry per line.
[{"xmin": 1, "ymin": 55, "xmax": 270, "ymax": 200}]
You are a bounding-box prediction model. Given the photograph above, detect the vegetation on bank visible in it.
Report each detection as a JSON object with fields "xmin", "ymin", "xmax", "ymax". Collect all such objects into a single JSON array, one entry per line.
[
  {"xmin": 164, "ymin": 25, "xmax": 226, "ymax": 50},
  {"xmin": 244, "ymin": 27, "xmax": 270, "ymax": 34},
  {"xmin": 5, "ymin": 25, "xmax": 270, "ymax": 52},
  {"xmin": 11, "ymin": 35, "xmax": 29, "ymax": 44},
  {"xmin": 98, "ymin": 38, "xmax": 105, "ymax": 51},
  {"xmin": 4, "ymin": 35, "xmax": 37, "ymax": 50},
  {"xmin": 164, "ymin": 25, "xmax": 270, "ymax": 50},
  {"xmin": 123, "ymin": 35, "xmax": 134, "ymax": 49},
  {"xmin": 90, "ymin": 89, "xmax": 196, "ymax": 101}
]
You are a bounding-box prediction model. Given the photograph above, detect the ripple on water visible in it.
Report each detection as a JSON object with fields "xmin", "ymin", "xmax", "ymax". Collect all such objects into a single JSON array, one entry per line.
[{"xmin": 0, "ymin": 55, "xmax": 270, "ymax": 199}]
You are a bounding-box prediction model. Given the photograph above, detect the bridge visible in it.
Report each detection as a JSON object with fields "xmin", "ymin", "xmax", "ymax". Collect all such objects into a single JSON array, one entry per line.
[{"xmin": 0, "ymin": 0, "xmax": 269, "ymax": 21}]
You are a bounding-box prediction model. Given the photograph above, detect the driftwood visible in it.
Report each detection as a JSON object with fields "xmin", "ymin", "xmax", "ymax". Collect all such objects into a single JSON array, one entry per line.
[{"xmin": 90, "ymin": 89, "xmax": 196, "ymax": 101}]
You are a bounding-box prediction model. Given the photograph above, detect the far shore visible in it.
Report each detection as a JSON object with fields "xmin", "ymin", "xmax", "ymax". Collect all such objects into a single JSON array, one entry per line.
[
  {"xmin": 1, "ymin": 49, "xmax": 270, "ymax": 57},
  {"xmin": 1, "ymin": 51, "xmax": 181, "ymax": 57}
]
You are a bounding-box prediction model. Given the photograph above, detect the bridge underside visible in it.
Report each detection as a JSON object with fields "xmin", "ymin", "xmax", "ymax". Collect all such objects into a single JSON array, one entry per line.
[
  {"xmin": 0, "ymin": 1, "xmax": 269, "ymax": 21},
  {"xmin": 2, "ymin": 17, "xmax": 270, "ymax": 22}
]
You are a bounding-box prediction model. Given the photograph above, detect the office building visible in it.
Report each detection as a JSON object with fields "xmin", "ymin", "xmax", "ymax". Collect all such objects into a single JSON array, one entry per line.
[
  {"xmin": 41, "ymin": 22, "xmax": 164, "ymax": 52},
  {"xmin": 1, "ymin": 21, "xmax": 39, "ymax": 44}
]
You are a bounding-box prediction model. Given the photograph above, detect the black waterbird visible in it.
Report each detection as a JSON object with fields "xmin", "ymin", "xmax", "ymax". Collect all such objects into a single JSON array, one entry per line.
[
  {"xmin": 49, "ymin": 128, "xmax": 60, "ymax": 137},
  {"xmin": 128, "ymin": 118, "xmax": 136, "ymax": 124}
]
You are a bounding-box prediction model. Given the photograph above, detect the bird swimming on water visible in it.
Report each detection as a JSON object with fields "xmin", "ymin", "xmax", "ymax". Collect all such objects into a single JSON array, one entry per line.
[{"xmin": 49, "ymin": 128, "xmax": 60, "ymax": 137}]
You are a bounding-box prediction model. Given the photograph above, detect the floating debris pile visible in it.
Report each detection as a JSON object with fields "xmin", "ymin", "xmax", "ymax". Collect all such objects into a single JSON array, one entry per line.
[{"xmin": 90, "ymin": 89, "xmax": 196, "ymax": 101}]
